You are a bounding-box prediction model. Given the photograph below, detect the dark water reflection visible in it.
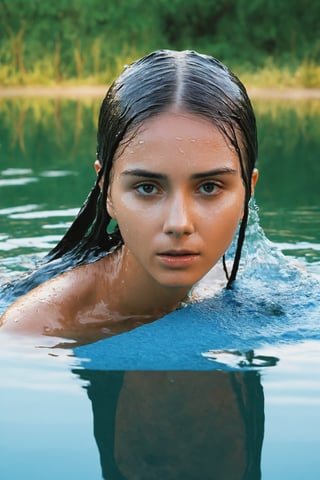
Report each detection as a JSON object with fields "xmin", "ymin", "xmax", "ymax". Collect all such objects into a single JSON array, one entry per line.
[
  {"xmin": 73, "ymin": 369, "xmax": 264, "ymax": 480},
  {"xmin": 253, "ymin": 99, "xmax": 320, "ymax": 266},
  {"xmin": 1, "ymin": 336, "xmax": 319, "ymax": 480}
]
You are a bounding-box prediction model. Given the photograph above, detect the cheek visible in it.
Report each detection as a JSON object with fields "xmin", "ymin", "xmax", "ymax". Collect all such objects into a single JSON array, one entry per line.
[
  {"xmin": 112, "ymin": 191, "xmax": 161, "ymax": 224},
  {"xmin": 205, "ymin": 192, "xmax": 244, "ymax": 227},
  {"xmin": 112, "ymin": 197, "xmax": 155, "ymax": 244},
  {"xmin": 203, "ymin": 198, "xmax": 244, "ymax": 251},
  {"xmin": 208, "ymin": 215, "xmax": 238, "ymax": 247}
]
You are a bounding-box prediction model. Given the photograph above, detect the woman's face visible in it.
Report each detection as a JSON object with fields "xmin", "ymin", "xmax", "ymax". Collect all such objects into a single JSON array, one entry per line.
[{"xmin": 105, "ymin": 111, "xmax": 257, "ymax": 290}]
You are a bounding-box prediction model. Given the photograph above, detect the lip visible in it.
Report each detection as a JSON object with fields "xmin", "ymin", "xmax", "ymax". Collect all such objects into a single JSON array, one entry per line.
[{"xmin": 157, "ymin": 250, "xmax": 200, "ymax": 267}]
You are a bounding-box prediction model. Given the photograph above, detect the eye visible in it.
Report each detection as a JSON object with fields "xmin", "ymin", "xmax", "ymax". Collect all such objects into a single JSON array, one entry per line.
[
  {"xmin": 198, "ymin": 182, "xmax": 218, "ymax": 195},
  {"xmin": 135, "ymin": 183, "xmax": 158, "ymax": 195}
]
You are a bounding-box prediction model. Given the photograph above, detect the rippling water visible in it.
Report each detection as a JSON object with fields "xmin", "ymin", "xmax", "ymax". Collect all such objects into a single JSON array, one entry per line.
[{"xmin": 0, "ymin": 97, "xmax": 320, "ymax": 479}]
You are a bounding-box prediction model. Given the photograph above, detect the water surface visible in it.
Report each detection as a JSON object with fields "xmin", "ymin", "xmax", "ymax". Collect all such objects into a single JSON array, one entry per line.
[{"xmin": 0, "ymin": 96, "xmax": 320, "ymax": 479}]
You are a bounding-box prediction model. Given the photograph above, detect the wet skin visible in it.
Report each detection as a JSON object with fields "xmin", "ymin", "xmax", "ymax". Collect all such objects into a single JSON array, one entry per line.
[
  {"xmin": 1, "ymin": 111, "xmax": 258, "ymax": 343},
  {"xmin": 105, "ymin": 111, "xmax": 252, "ymax": 290}
]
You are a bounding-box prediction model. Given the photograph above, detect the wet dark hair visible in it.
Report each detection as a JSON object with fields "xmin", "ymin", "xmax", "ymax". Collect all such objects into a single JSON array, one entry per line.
[
  {"xmin": 3, "ymin": 49, "xmax": 257, "ymax": 300},
  {"xmin": 48, "ymin": 49, "xmax": 257, "ymax": 288}
]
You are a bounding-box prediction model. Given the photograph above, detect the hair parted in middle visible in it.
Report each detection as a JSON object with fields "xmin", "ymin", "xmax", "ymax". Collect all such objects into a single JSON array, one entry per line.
[{"xmin": 47, "ymin": 49, "xmax": 258, "ymax": 288}]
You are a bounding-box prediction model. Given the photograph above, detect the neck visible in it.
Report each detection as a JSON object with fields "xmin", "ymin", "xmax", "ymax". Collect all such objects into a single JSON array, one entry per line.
[{"xmin": 101, "ymin": 246, "xmax": 191, "ymax": 320}]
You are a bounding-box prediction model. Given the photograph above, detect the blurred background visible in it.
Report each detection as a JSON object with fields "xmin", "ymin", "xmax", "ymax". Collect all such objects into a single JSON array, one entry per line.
[{"xmin": 0, "ymin": 0, "xmax": 319, "ymax": 88}]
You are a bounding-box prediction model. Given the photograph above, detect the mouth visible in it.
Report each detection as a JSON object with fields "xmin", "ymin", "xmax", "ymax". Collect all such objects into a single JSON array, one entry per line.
[
  {"xmin": 159, "ymin": 250, "xmax": 199, "ymax": 256},
  {"xmin": 157, "ymin": 250, "xmax": 200, "ymax": 267}
]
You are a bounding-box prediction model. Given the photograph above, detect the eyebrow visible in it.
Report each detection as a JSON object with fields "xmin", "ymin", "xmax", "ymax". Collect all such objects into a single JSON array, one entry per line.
[{"xmin": 120, "ymin": 168, "xmax": 238, "ymax": 180}]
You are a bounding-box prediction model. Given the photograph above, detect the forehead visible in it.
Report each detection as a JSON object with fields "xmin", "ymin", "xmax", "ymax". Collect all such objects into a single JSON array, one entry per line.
[{"xmin": 114, "ymin": 111, "xmax": 240, "ymax": 170}]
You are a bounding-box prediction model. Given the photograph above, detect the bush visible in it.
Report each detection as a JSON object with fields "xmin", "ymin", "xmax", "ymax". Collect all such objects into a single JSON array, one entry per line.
[{"xmin": 0, "ymin": 0, "xmax": 319, "ymax": 86}]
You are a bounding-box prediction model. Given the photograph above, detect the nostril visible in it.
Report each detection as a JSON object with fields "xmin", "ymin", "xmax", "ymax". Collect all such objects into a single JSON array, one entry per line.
[{"xmin": 165, "ymin": 227, "xmax": 193, "ymax": 237}]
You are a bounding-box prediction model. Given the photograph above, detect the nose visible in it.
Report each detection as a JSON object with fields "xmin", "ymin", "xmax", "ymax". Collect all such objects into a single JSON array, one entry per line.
[{"xmin": 163, "ymin": 192, "xmax": 195, "ymax": 237}]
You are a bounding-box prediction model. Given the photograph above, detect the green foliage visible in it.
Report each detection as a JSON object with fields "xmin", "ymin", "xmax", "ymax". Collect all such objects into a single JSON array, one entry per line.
[{"xmin": 0, "ymin": 0, "xmax": 319, "ymax": 86}]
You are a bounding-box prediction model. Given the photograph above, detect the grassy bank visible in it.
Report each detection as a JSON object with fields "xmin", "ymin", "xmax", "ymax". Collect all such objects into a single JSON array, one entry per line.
[
  {"xmin": 1, "ymin": 0, "xmax": 320, "ymax": 89},
  {"xmin": 239, "ymin": 60, "xmax": 320, "ymax": 89},
  {"xmin": 1, "ymin": 59, "xmax": 320, "ymax": 90}
]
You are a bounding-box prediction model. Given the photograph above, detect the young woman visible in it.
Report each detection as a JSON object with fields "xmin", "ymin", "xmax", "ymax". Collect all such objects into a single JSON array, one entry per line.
[{"xmin": 0, "ymin": 49, "xmax": 258, "ymax": 343}]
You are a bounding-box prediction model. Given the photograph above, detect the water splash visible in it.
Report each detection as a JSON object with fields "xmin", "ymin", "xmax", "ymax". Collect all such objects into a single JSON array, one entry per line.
[{"xmin": 201, "ymin": 349, "xmax": 279, "ymax": 369}]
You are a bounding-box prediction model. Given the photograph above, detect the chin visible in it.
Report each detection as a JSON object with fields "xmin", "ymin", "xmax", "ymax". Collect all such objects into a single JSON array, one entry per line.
[{"xmin": 156, "ymin": 276, "xmax": 196, "ymax": 290}]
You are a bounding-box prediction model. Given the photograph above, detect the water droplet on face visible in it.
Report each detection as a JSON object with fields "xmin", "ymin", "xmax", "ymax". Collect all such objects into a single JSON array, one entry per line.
[{"xmin": 138, "ymin": 140, "xmax": 145, "ymax": 145}]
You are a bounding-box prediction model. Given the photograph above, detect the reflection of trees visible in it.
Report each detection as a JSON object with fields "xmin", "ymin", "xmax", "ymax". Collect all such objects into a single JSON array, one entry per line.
[
  {"xmin": 0, "ymin": 98, "xmax": 98, "ymax": 170},
  {"xmin": 1, "ymin": 97, "xmax": 320, "ymax": 172},
  {"xmin": 74, "ymin": 369, "xmax": 264, "ymax": 480},
  {"xmin": 1, "ymin": 96, "xmax": 320, "ymax": 170},
  {"xmin": 11, "ymin": 107, "xmax": 26, "ymax": 153},
  {"xmin": 253, "ymin": 100, "xmax": 320, "ymax": 209},
  {"xmin": 0, "ymin": 98, "xmax": 100, "ymax": 213},
  {"xmin": 254, "ymin": 99, "xmax": 320, "ymax": 154}
]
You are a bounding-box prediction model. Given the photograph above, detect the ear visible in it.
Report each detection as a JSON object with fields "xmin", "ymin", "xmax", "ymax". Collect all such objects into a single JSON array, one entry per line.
[
  {"xmin": 239, "ymin": 168, "xmax": 259, "ymax": 221},
  {"xmin": 251, "ymin": 168, "xmax": 259, "ymax": 195},
  {"xmin": 94, "ymin": 160, "xmax": 104, "ymax": 190},
  {"xmin": 94, "ymin": 159, "xmax": 101, "ymax": 174}
]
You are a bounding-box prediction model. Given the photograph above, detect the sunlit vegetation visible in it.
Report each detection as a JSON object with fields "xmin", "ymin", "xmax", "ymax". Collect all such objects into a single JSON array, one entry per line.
[{"xmin": 0, "ymin": 0, "xmax": 319, "ymax": 88}]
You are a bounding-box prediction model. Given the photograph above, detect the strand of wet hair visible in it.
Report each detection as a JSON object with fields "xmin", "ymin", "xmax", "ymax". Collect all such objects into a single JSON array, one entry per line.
[{"xmin": 226, "ymin": 201, "xmax": 249, "ymax": 289}]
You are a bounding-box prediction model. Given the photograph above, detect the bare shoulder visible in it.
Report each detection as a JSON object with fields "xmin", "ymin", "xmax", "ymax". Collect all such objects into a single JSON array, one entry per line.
[{"xmin": 0, "ymin": 263, "xmax": 95, "ymax": 336}]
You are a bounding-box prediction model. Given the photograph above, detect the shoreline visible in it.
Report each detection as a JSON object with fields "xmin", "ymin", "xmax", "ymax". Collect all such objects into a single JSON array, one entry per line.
[{"xmin": 1, "ymin": 85, "xmax": 320, "ymax": 99}]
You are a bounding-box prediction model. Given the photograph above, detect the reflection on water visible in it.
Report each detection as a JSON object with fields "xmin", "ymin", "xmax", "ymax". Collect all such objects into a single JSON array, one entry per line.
[
  {"xmin": 0, "ymin": 96, "xmax": 320, "ymax": 479},
  {"xmin": 253, "ymin": 99, "xmax": 320, "ymax": 274},
  {"xmin": 1, "ymin": 337, "xmax": 319, "ymax": 480},
  {"xmin": 73, "ymin": 369, "xmax": 264, "ymax": 480}
]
